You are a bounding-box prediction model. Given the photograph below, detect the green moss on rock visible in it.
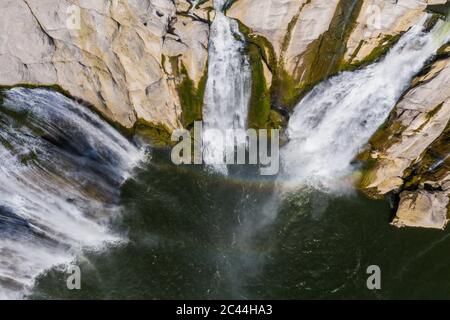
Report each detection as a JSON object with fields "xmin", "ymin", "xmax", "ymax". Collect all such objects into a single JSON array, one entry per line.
[
  {"xmin": 134, "ymin": 119, "xmax": 173, "ymax": 147},
  {"xmin": 236, "ymin": 20, "xmax": 279, "ymax": 129},
  {"xmin": 246, "ymin": 42, "xmax": 272, "ymax": 129},
  {"xmin": 406, "ymin": 121, "xmax": 450, "ymax": 189},
  {"xmin": 267, "ymin": 109, "xmax": 286, "ymax": 129},
  {"xmin": 344, "ymin": 34, "xmax": 402, "ymax": 71},
  {"xmin": 177, "ymin": 64, "xmax": 207, "ymax": 129},
  {"xmin": 0, "ymin": 83, "xmax": 72, "ymax": 99},
  {"xmin": 235, "ymin": 0, "xmax": 365, "ymax": 124},
  {"xmin": 1, "ymin": 83, "xmax": 139, "ymax": 139},
  {"xmin": 357, "ymin": 111, "xmax": 407, "ymax": 193},
  {"xmin": 165, "ymin": 54, "xmax": 207, "ymax": 129},
  {"xmin": 426, "ymin": 2, "xmax": 450, "ymax": 17}
]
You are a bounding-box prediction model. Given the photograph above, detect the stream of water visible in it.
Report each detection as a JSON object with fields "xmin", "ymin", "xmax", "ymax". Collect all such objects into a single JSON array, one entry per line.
[{"xmin": 202, "ymin": 0, "xmax": 252, "ymax": 174}]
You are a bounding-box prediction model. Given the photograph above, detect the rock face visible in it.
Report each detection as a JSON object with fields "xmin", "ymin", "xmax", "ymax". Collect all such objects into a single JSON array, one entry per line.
[
  {"xmin": 393, "ymin": 190, "xmax": 449, "ymax": 229},
  {"xmin": 228, "ymin": 0, "xmax": 359, "ymax": 108},
  {"xmin": 361, "ymin": 52, "xmax": 450, "ymax": 229},
  {"xmin": 228, "ymin": 0, "xmax": 443, "ymax": 109},
  {"xmin": 363, "ymin": 56, "xmax": 450, "ymax": 192},
  {"xmin": 0, "ymin": 0, "xmax": 441, "ymax": 128},
  {"xmin": 0, "ymin": 0, "xmax": 210, "ymax": 131},
  {"xmin": 344, "ymin": 0, "xmax": 429, "ymax": 65}
]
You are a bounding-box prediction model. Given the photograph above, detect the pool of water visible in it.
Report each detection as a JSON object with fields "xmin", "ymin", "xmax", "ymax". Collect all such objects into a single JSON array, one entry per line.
[{"xmin": 29, "ymin": 149, "xmax": 450, "ymax": 299}]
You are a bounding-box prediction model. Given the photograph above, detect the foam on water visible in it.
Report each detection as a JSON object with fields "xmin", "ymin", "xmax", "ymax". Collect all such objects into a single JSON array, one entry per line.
[{"xmin": 0, "ymin": 88, "xmax": 144, "ymax": 299}]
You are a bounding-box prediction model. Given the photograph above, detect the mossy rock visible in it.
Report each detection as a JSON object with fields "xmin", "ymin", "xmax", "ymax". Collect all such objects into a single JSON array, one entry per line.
[
  {"xmin": 165, "ymin": 54, "xmax": 207, "ymax": 130},
  {"xmin": 357, "ymin": 114, "xmax": 406, "ymax": 193},
  {"xmin": 134, "ymin": 119, "xmax": 174, "ymax": 148},
  {"xmin": 235, "ymin": 0, "xmax": 364, "ymax": 116},
  {"xmin": 426, "ymin": 3, "xmax": 450, "ymax": 17},
  {"xmin": 245, "ymin": 42, "xmax": 272, "ymax": 129},
  {"xmin": 0, "ymin": 83, "xmax": 72, "ymax": 99},
  {"xmin": 344, "ymin": 34, "xmax": 402, "ymax": 71},
  {"xmin": 267, "ymin": 109, "xmax": 286, "ymax": 129},
  {"xmin": 274, "ymin": 0, "xmax": 363, "ymax": 110},
  {"xmin": 406, "ymin": 121, "xmax": 450, "ymax": 189}
]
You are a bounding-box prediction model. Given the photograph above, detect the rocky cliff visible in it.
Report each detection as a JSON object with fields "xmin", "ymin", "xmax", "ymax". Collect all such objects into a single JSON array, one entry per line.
[{"xmin": 0, "ymin": 0, "xmax": 211, "ymax": 139}]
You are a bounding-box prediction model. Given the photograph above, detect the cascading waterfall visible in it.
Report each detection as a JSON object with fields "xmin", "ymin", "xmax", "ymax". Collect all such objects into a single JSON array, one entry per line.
[
  {"xmin": 0, "ymin": 88, "xmax": 143, "ymax": 299},
  {"xmin": 280, "ymin": 17, "xmax": 450, "ymax": 193},
  {"xmin": 202, "ymin": 0, "xmax": 252, "ymax": 174}
]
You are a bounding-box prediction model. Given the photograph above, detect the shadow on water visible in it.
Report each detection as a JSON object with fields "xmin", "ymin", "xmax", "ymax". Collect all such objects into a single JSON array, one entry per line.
[{"xmin": 31, "ymin": 147, "xmax": 450, "ymax": 299}]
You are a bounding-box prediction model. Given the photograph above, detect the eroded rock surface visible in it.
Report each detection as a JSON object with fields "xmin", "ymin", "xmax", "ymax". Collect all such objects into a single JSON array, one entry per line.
[
  {"xmin": 362, "ymin": 53, "xmax": 450, "ymax": 229},
  {"xmin": 393, "ymin": 190, "xmax": 449, "ymax": 229},
  {"xmin": 228, "ymin": 0, "xmax": 443, "ymax": 110},
  {"xmin": 1, "ymin": 0, "xmax": 449, "ymax": 229},
  {"xmin": 0, "ymin": 0, "xmax": 210, "ymax": 131},
  {"xmin": 344, "ymin": 0, "xmax": 430, "ymax": 65}
]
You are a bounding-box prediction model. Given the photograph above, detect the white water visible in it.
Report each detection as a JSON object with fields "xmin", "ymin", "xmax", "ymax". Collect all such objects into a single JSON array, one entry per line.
[
  {"xmin": 281, "ymin": 17, "xmax": 450, "ymax": 193},
  {"xmin": 202, "ymin": 0, "xmax": 252, "ymax": 174},
  {"xmin": 0, "ymin": 88, "xmax": 143, "ymax": 299}
]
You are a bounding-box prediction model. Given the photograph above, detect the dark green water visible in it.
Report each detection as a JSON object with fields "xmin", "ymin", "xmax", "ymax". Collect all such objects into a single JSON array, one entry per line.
[{"xmin": 30, "ymin": 149, "xmax": 450, "ymax": 299}]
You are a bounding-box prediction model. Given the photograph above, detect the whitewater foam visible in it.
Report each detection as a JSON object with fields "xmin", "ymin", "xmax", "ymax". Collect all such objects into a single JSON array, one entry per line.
[
  {"xmin": 0, "ymin": 88, "xmax": 144, "ymax": 299},
  {"xmin": 202, "ymin": 0, "xmax": 252, "ymax": 174}
]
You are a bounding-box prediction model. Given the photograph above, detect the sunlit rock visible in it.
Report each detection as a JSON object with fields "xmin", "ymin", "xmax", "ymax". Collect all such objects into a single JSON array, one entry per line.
[{"xmin": 393, "ymin": 190, "xmax": 449, "ymax": 229}]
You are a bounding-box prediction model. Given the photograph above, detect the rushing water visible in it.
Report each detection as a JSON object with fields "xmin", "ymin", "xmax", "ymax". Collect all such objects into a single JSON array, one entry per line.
[
  {"xmin": 281, "ymin": 17, "xmax": 450, "ymax": 193},
  {"xmin": 202, "ymin": 0, "xmax": 252, "ymax": 174},
  {"xmin": 1, "ymin": 13, "xmax": 450, "ymax": 300},
  {"xmin": 0, "ymin": 88, "xmax": 143, "ymax": 299}
]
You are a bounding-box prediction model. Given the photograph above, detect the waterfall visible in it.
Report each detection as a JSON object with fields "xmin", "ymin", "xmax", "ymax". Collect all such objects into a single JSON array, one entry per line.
[
  {"xmin": 0, "ymin": 88, "xmax": 143, "ymax": 299},
  {"xmin": 280, "ymin": 17, "xmax": 450, "ymax": 193},
  {"xmin": 202, "ymin": 0, "xmax": 252, "ymax": 174}
]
